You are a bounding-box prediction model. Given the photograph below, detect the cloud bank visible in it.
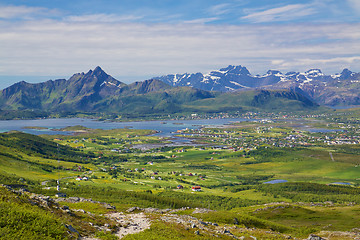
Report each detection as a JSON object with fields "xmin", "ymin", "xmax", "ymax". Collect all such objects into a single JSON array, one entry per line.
[{"xmin": 0, "ymin": 4, "xmax": 359, "ymax": 84}]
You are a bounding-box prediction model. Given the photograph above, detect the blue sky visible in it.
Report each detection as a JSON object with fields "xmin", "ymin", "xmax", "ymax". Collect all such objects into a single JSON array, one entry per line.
[{"xmin": 0, "ymin": 0, "xmax": 360, "ymax": 89}]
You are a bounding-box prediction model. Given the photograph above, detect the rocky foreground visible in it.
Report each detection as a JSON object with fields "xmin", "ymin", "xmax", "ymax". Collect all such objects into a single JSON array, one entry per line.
[{"xmin": 3, "ymin": 185, "xmax": 360, "ymax": 240}]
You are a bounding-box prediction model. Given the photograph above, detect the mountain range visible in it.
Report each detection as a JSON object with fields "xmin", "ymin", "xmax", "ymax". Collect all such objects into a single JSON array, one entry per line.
[
  {"xmin": 0, "ymin": 66, "xmax": 322, "ymax": 116},
  {"xmin": 152, "ymin": 65, "xmax": 360, "ymax": 106}
]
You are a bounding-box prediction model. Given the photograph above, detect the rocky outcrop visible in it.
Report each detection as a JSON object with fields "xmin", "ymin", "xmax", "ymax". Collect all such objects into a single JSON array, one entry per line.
[
  {"xmin": 54, "ymin": 196, "xmax": 116, "ymax": 210},
  {"xmin": 106, "ymin": 212, "xmax": 151, "ymax": 239},
  {"xmin": 306, "ymin": 234, "xmax": 326, "ymax": 240}
]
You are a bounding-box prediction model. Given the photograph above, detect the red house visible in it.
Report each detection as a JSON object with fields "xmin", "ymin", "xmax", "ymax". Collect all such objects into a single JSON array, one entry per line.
[{"xmin": 192, "ymin": 186, "xmax": 202, "ymax": 192}]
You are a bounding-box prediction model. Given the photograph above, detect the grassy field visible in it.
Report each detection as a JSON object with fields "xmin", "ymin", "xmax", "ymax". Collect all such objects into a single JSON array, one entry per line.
[{"xmin": 1, "ymin": 114, "xmax": 360, "ymax": 239}]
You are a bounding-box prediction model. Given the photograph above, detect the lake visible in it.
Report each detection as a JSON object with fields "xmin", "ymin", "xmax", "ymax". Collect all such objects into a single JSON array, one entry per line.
[
  {"xmin": 264, "ymin": 179, "xmax": 288, "ymax": 184},
  {"xmin": 0, "ymin": 117, "xmax": 250, "ymax": 141}
]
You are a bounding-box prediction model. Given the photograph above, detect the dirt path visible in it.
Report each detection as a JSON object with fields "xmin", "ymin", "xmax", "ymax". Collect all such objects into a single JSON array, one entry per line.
[{"xmin": 106, "ymin": 212, "xmax": 151, "ymax": 239}]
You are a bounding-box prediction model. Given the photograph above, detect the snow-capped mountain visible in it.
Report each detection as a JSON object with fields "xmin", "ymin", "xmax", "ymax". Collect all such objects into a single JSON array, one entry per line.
[
  {"xmin": 152, "ymin": 65, "xmax": 282, "ymax": 91},
  {"xmin": 152, "ymin": 65, "xmax": 360, "ymax": 106},
  {"xmin": 152, "ymin": 65, "xmax": 340, "ymax": 90}
]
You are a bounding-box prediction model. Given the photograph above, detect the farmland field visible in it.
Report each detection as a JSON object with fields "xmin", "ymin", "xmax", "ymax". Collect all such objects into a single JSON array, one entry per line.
[{"xmin": 1, "ymin": 111, "xmax": 360, "ymax": 239}]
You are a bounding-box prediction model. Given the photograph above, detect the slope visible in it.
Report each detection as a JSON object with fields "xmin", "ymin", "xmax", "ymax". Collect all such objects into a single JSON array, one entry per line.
[{"xmin": 183, "ymin": 89, "xmax": 320, "ymax": 113}]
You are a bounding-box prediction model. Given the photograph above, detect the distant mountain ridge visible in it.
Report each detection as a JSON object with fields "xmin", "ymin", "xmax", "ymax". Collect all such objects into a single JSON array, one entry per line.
[
  {"xmin": 152, "ymin": 65, "xmax": 360, "ymax": 106},
  {"xmin": 0, "ymin": 66, "xmax": 320, "ymax": 115}
]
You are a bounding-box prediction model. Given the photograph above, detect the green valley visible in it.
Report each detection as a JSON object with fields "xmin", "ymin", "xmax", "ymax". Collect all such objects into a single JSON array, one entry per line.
[{"xmin": 1, "ymin": 109, "xmax": 360, "ymax": 239}]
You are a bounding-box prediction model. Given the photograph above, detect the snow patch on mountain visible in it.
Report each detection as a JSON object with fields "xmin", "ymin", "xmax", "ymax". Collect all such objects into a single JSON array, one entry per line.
[
  {"xmin": 100, "ymin": 81, "xmax": 122, "ymax": 89},
  {"xmin": 230, "ymin": 81, "xmax": 249, "ymax": 88},
  {"xmin": 305, "ymin": 69, "xmax": 324, "ymax": 77}
]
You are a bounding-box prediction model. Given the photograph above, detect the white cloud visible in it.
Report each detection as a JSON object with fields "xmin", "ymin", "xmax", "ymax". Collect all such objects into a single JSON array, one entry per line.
[
  {"xmin": 241, "ymin": 4, "xmax": 317, "ymax": 23},
  {"xmin": 207, "ymin": 4, "xmax": 231, "ymax": 15},
  {"xmin": 347, "ymin": 0, "xmax": 360, "ymax": 12},
  {"xmin": 0, "ymin": 19, "xmax": 359, "ymax": 80},
  {"xmin": 0, "ymin": 5, "xmax": 59, "ymax": 20},
  {"xmin": 183, "ymin": 17, "xmax": 219, "ymax": 24},
  {"xmin": 65, "ymin": 14, "xmax": 144, "ymax": 23},
  {"xmin": 272, "ymin": 56, "xmax": 360, "ymax": 73}
]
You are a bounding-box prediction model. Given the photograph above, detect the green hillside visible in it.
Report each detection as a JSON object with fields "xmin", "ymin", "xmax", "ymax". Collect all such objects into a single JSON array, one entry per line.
[{"xmin": 184, "ymin": 89, "xmax": 320, "ymax": 113}]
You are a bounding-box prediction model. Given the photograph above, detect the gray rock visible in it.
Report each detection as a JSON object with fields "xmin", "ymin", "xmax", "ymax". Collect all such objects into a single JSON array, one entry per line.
[
  {"xmin": 103, "ymin": 203, "xmax": 116, "ymax": 209},
  {"xmin": 127, "ymin": 207, "xmax": 140, "ymax": 212},
  {"xmin": 68, "ymin": 197, "xmax": 80, "ymax": 203},
  {"xmin": 62, "ymin": 205, "xmax": 69, "ymax": 210},
  {"xmin": 144, "ymin": 207, "xmax": 160, "ymax": 213},
  {"xmin": 199, "ymin": 221, "xmax": 208, "ymax": 226},
  {"xmin": 307, "ymin": 234, "xmax": 325, "ymax": 240},
  {"xmin": 65, "ymin": 224, "xmax": 80, "ymax": 237},
  {"xmin": 78, "ymin": 209, "xmax": 86, "ymax": 214},
  {"xmin": 222, "ymin": 229, "xmax": 230, "ymax": 234},
  {"xmin": 192, "ymin": 208, "xmax": 214, "ymax": 214}
]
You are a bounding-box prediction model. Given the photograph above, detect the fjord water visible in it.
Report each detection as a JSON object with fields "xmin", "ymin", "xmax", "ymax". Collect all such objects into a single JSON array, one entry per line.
[{"xmin": 0, "ymin": 118, "xmax": 249, "ymax": 138}]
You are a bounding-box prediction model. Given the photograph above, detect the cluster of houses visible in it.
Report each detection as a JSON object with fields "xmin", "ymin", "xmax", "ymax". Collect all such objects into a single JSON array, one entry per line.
[
  {"xmin": 75, "ymin": 176, "xmax": 89, "ymax": 181},
  {"xmin": 179, "ymin": 122, "xmax": 360, "ymax": 149},
  {"xmin": 151, "ymin": 176, "xmax": 162, "ymax": 180},
  {"xmin": 176, "ymin": 185, "xmax": 202, "ymax": 192}
]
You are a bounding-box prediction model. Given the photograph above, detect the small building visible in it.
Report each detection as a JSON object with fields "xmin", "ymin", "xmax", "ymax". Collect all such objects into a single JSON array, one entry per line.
[
  {"xmin": 177, "ymin": 185, "xmax": 184, "ymax": 189},
  {"xmin": 192, "ymin": 186, "xmax": 202, "ymax": 192}
]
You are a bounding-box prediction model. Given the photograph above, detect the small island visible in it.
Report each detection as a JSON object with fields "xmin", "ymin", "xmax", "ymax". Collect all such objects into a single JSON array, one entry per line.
[
  {"xmin": 52, "ymin": 125, "xmax": 92, "ymax": 132},
  {"xmin": 22, "ymin": 126, "xmax": 49, "ymax": 130}
]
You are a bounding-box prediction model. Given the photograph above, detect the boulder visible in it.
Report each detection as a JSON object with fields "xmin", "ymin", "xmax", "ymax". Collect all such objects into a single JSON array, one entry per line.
[{"xmin": 307, "ymin": 234, "xmax": 325, "ymax": 240}]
